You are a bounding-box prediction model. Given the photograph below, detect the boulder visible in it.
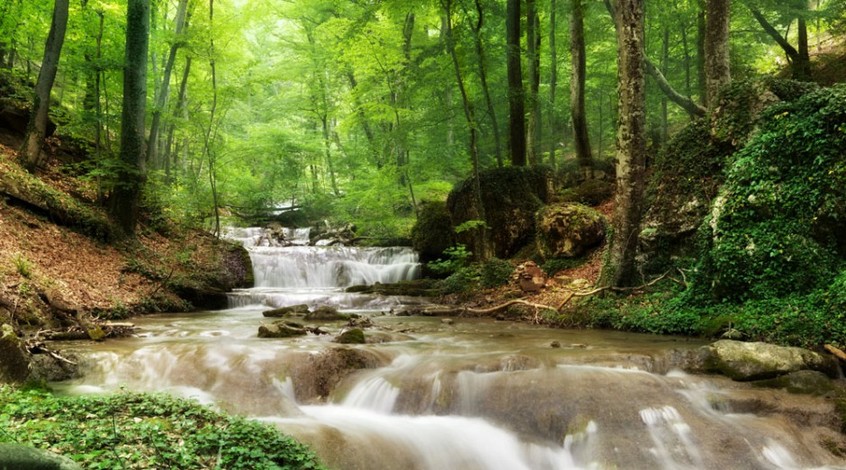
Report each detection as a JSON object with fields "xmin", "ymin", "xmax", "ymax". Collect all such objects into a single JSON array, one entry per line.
[
  {"xmin": 290, "ymin": 347, "xmax": 387, "ymax": 401},
  {"xmin": 703, "ymin": 340, "xmax": 839, "ymax": 381},
  {"xmin": 305, "ymin": 305, "xmax": 346, "ymax": 321},
  {"xmin": 512, "ymin": 261, "xmax": 547, "ymax": 293},
  {"xmin": 535, "ymin": 203, "xmax": 605, "ymax": 259},
  {"xmin": 0, "ymin": 443, "xmax": 81, "ymax": 470},
  {"xmin": 334, "ymin": 328, "xmax": 366, "ymax": 344},
  {"xmin": 558, "ymin": 179, "xmax": 614, "ymax": 206},
  {"xmin": 410, "ymin": 201, "xmax": 455, "ymax": 263},
  {"xmin": 263, "ymin": 304, "xmax": 309, "ymax": 318},
  {"xmin": 257, "ymin": 321, "xmax": 307, "ymax": 338},
  {"xmin": 29, "ymin": 353, "xmax": 82, "ymax": 382},
  {"xmin": 752, "ymin": 370, "xmax": 835, "ymax": 396},
  {"xmin": 0, "ymin": 324, "xmax": 30, "ymax": 383}
]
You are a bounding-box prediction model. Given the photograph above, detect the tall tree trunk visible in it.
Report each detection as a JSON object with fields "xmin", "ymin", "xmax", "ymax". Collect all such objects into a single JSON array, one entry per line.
[
  {"xmin": 660, "ymin": 26, "xmax": 669, "ymax": 142},
  {"xmin": 696, "ymin": 0, "xmax": 706, "ymax": 105},
  {"xmin": 471, "ymin": 0, "xmax": 503, "ymax": 167},
  {"xmin": 20, "ymin": 0, "xmax": 69, "ymax": 171},
  {"xmin": 204, "ymin": 0, "xmax": 220, "ymax": 237},
  {"xmin": 704, "ymin": 0, "xmax": 730, "ymax": 107},
  {"xmin": 506, "ymin": 0, "xmax": 526, "ymax": 166},
  {"xmin": 797, "ymin": 2, "xmax": 810, "ymax": 80},
  {"xmin": 571, "ymin": 0, "xmax": 593, "ymax": 170},
  {"xmin": 747, "ymin": 4, "xmax": 811, "ymax": 81},
  {"xmin": 680, "ymin": 20, "xmax": 694, "ymax": 117},
  {"xmin": 443, "ymin": 0, "xmax": 490, "ymax": 260},
  {"xmin": 547, "ymin": 0, "xmax": 558, "ymax": 166},
  {"xmin": 526, "ymin": 0, "xmax": 541, "ymax": 165},
  {"xmin": 148, "ymin": 0, "xmax": 189, "ymax": 170},
  {"xmin": 109, "ymin": 0, "xmax": 150, "ymax": 237},
  {"xmin": 601, "ymin": 0, "xmax": 646, "ymax": 288}
]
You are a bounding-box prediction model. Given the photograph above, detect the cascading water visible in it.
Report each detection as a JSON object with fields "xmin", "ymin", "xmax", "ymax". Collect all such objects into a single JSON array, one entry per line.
[{"xmin": 54, "ymin": 228, "xmax": 846, "ymax": 469}]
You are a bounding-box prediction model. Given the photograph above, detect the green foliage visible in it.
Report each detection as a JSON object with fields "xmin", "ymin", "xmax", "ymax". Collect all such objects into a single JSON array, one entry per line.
[
  {"xmin": 427, "ymin": 244, "xmax": 472, "ymax": 276},
  {"xmin": 689, "ymin": 84, "xmax": 846, "ymax": 303},
  {"xmin": 0, "ymin": 387, "xmax": 324, "ymax": 470},
  {"xmin": 11, "ymin": 253, "xmax": 33, "ymax": 279},
  {"xmin": 437, "ymin": 266, "xmax": 480, "ymax": 295},
  {"xmin": 541, "ymin": 257, "xmax": 588, "ymax": 276},
  {"xmin": 479, "ymin": 258, "xmax": 514, "ymax": 288}
]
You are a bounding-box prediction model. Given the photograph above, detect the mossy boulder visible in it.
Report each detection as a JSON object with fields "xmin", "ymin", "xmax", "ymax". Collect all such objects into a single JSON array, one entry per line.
[
  {"xmin": 410, "ymin": 201, "xmax": 454, "ymax": 263},
  {"xmin": 558, "ymin": 179, "xmax": 614, "ymax": 206},
  {"xmin": 257, "ymin": 321, "xmax": 307, "ymax": 338},
  {"xmin": 535, "ymin": 203, "xmax": 605, "ymax": 259},
  {"xmin": 290, "ymin": 347, "xmax": 387, "ymax": 401},
  {"xmin": 262, "ymin": 304, "xmax": 309, "ymax": 318},
  {"xmin": 0, "ymin": 324, "xmax": 29, "ymax": 383},
  {"xmin": 305, "ymin": 305, "xmax": 346, "ymax": 321},
  {"xmin": 0, "ymin": 443, "xmax": 82, "ymax": 470},
  {"xmin": 703, "ymin": 340, "xmax": 838, "ymax": 381},
  {"xmin": 448, "ymin": 166, "xmax": 554, "ymax": 259},
  {"xmin": 753, "ymin": 370, "xmax": 835, "ymax": 396},
  {"xmin": 334, "ymin": 328, "xmax": 366, "ymax": 344}
]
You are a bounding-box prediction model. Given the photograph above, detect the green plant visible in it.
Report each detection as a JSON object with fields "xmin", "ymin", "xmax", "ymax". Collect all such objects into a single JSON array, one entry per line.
[
  {"xmin": 479, "ymin": 258, "xmax": 514, "ymax": 288},
  {"xmin": 11, "ymin": 253, "xmax": 33, "ymax": 279},
  {"xmin": 427, "ymin": 244, "xmax": 473, "ymax": 276}
]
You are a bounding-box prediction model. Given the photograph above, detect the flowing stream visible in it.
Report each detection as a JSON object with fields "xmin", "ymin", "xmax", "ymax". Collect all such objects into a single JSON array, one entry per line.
[{"xmin": 55, "ymin": 228, "xmax": 846, "ymax": 469}]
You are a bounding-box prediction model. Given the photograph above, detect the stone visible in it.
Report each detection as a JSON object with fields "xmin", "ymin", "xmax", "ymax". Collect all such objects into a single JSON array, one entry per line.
[
  {"xmin": 703, "ymin": 340, "xmax": 839, "ymax": 381},
  {"xmin": 28, "ymin": 353, "xmax": 81, "ymax": 382},
  {"xmin": 441, "ymin": 318, "xmax": 454, "ymax": 325},
  {"xmin": 753, "ymin": 370, "xmax": 835, "ymax": 396},
  {"xmin": 305, "ymin": 305, "xmax": 346, "ymax": 321},
  {"xmin": 512, "ymin": 261, "xmax": 547, "ymax": 292},
  {"xmin": 535, "ymin": 203, "xmax": 605, "ymax": 259},
  {"xmin": 263, "ymin": 304, "xmax": 309, "ymax": 318},
  {"xmin": 0, "ymin": 443, "xmax": 81, "ymax": 470},
  {"xmin": 0, "ymin": 324, "xmax": 30, "ymax": 383},
  {"xmin": 257, "ymin": 321, "xmax": 307, "ymax": 338},
  {"xmin": 334, "ymin": 328, "xmax": 366, "ymax": 344}
]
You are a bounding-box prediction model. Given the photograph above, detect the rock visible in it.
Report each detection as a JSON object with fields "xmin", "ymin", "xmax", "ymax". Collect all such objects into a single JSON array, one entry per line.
[
  {"xmin": 410, "ymin": 201, "xmax": 455, "ymax": 263},
  {"xmin": 263, "ymin": 304, "xmax": 309, "ymax": 318},
  {"xmin": 441, "ymin": 318, "xmax": 454, "ymax": 325},
  {"xmin": 334, "ymin": 328, "xmax": 365, "ymax": 344},
  {"xmin": 290, "ymin": 347, "xmax": 387, "ymax": 401},
  {"xmin": 365, "ymin": 331, "xmax": 415, "ymax": 344},
  {"xmin": 305, "ymin": 305, "xmax": 346, "ymax": 321},
  {"xmin": 752, "ymin": 370, "xmax": 835, "ymax": 396},
  {"xmin": 347, "ymin": 316, "xmax": 373, "ymax": 328},
  {"xmin": 535, "ymin": 203, "xmax": 605, "ymax": 259},
  {"xmin": 257, "ymin": 321, "xmax": 307, "ymax": 338},
  {"xmin": 550, "ymin": 341, "xmax": 561, "ymax": 348},
  {"xmin": 704, "ymin": 340, "xmax": 839, "ymax": 381},
  {"xmin": 29, "ymin": 352, "xmax": 81, "ymax": 382},
  {"xmin": 0, "ymin": 443, "xmax": 81, "ymax": 470},
  {"xmin": 512, "ymin": 261, "xmax": 547, "ymax": 292},
  {"xmin": 558, "ymin": 179, "xmax": 615, "ymax": 206},
  {"xmin": 448, "ymin": 166, "xmax": 555, "ymax": 259},
  {"xmin": 0, "ymin": 324, "xmax": 30, "ymax": 383}
]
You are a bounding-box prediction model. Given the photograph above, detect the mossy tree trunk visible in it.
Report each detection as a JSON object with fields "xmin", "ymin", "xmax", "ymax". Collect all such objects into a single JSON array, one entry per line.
[
  {"xmin": 601, "ymin": 0, "xmax": 646, "ymax": 288},
  {"xmin": 526, "ymin": 0, "xmax": 541, "ymax": 166},
  {"xmin": 19, "ymin": 0, "xmax": 69, "ymax": 172},
  {"xmin": 704, "ymin": 0, "xmax": 730, "ymax": 107},
  {"xmin": 571, "ymin": 0, "xmax": 593, "ymax": 171},
  {"xmin": 471, "ymin": 0, "xmax": 503, "ymax": 168},
  {"xmin": 109, "ymin": 0, "xmax": 150, "ymax": 237}
]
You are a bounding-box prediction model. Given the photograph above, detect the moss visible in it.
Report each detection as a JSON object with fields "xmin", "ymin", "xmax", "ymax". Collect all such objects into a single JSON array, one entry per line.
[
  {"xmin": 335, "ymin": 328, "xmax": 365, "ymax": 344},
  {"xmin": 410, "ymin": 201, "xmax": 454, "ymax": 263}
]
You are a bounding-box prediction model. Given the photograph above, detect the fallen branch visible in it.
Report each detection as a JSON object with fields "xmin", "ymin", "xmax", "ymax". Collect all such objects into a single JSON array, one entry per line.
[{"xmin": 824, "ymin": 344, "xmax": 846, "ymax": 362}]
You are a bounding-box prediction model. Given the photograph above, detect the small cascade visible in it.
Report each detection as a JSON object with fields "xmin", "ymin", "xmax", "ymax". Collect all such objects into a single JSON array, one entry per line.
[{"xmin": 223, "ymin": 226, "xmax": 422, "ymax": 309}]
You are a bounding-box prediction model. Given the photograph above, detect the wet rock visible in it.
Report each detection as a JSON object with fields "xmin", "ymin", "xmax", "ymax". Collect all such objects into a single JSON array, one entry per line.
[
  {"xmin": 334, "ymin": 328, "xmax": 365, "ymax": 344},
  {"xmin": 347, "ymin": 316, "xmax": 373, "ymax": 328},
  {"xmin": 441, "ymin": 318, "xmax": 454, "ymax": 326},
  {"xmin": 550, "ymin": 341, "xmax": 561, "ymax": 348},
  {"xmin": 290, "ymin": 347, "xmax": 387, "ymax": 401},
  {"xmin": 535, "ymin": 203, "xmax": 605, "ymax": 259},
  {"xmin": 305, "ymin": 305, "xmax": 346, "ymax": 321},
  {"xmin": 263, "ymin": 304, "xmax": 309, "ymax": 318},
  {"xmin": 257, "ymin": 321, "xmax": 307, "ymax": 338},
  {"xmin": 752, "ymin": 370, "xmax": 835, "ymax": 396},
  {"xmin": 704, "ymin": 340, "xmax": 839, "ymax": 381},
  {"xmin": 29, "ymin": 352, "xmax": 81, "ymax": 382},
  {"xmin": 0, "ymin": 443, "xmax": 81, "ymax": 470},
  {"xmin": 365, "ymin": 331, "xmax": 415, "ymax": 344},
  {"xmin": 0, "ymin": 324, "xmax": 30, "ymax": 383}
]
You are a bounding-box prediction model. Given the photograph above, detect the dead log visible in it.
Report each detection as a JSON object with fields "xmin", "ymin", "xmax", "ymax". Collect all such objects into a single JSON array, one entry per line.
[{"xmin": 824, "ymin": 344, "xmax": 846, "ymax": 362}]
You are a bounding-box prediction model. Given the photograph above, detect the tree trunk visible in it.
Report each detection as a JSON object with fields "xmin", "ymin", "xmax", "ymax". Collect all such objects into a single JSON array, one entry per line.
[
  {"xmin": 571, "ymin": 0, "xmax": 593, "ymax": 170},
  {"xmin": 704, "ymin": 0, "xmax": 730, "ymax": 107},
  {"xmin": 19, "ymin": 0, "xmax": 69, "ymax": 172},
  {"xmin": 506, "ymin": 0, "xmax": 526, "ymax": 166},
  {"xmin": 443, "ymin": 0, "xmax": 490, "ymax": 260},
  {"xmin": 747, "ymin": 5, "xmax": 811, "ymax": 81},
  {"xmin": 526, "ymin": 0, "xmax": 541, "ymax": 166},
  {"xmin": 109, "ymin": 0, "xmax": 150, "ymax": 237},
  {"xmin": 471, "ymin": 0, "xmax": 503, "ymax": 167},
  {"xmin": 547, "ymin": 0, "xmax": 558, "ymax": 166},
  {"xmin": 696, "ymin": 0, "xmax": 706, "ymax": 106},
  {"xmin": 148, "ymin": 0, "xmax": 189, "ymax": 170},
  {"xmin": 205, "ymin": 0, "xmax": 220, "ymax": 237},
  {"xmin": 601, "ymin": 0, "xmax": 646, "ymax": 288}
]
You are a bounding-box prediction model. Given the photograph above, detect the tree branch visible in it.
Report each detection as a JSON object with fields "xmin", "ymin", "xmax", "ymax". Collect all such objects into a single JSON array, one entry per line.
[
  {"xmin": 645, "ymin": 59, "xmax": 706, "ymax": 117},
  {"xmin": 748, "ymin": 6, "xmax": 799, "ymax": 60}
]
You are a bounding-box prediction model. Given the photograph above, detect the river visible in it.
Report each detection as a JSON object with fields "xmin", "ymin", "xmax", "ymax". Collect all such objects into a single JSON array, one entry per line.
[{"xmin": 54, "ymin": 228, "xmax": 846, "ymax": 469}]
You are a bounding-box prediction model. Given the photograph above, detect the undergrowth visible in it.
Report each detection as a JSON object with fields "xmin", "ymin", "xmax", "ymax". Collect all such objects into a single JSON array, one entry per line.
[{"xmin": 0, "ymin": 386, "xmax": 324, "ymax": 470}]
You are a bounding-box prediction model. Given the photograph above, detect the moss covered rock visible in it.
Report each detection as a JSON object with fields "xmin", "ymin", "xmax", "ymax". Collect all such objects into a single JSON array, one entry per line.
[
  {"xmin": 0, "ymin": 324, "xmax": 29, "ymax": 383},
  {"xmin": 334, "ymin": 328, "xmax": 366, "ymax": 344},
  {"xmin": 410, "ymin": 201, "xmax": 454, "ymax": 263},
  {"xmin": 257, "ymin": 321, "xmax": 307, "ymax": 338},
  {"xmin": 262, "ymin": 304, "xmax": 309, "ymax": 318},
  {"xmin": 536, "ymin": 203, "xmax": 605, "ymax": 259},
  {"xmin": 0, "ymin": 443, "xmax": 82, "ymax": 470},
  {"xmin": 703, "ymin": 340, "xmax": 838, "ymax": 381}
]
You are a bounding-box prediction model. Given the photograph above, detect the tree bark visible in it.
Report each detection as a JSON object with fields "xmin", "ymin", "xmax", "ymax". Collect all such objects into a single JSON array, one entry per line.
[
  {"xmin": 570, "ymin": 0, "xmax": 593, "ymax": 169},
  {"xmin": 19, "ymin": 0, "xmax": 69, "ymax": 172},
  {"xmin": 109, "ymin": 0, "xmax": 150, "ymax": 237},
  {"xmin": 704, "ymin": 0, "xmax": 730, "ymax": 107},
  {"xmin": 526, "ymin": 0, "xmax": 541, "ymax": 165},
  {"xmin": 506, "ymin": 0, "xmax": 526, "ymax": 166},
  {"xmin": 601, "ymin": 0, "xmax": 646, "ymax": 288},
  {"xmin": 696, "ymin": 0, "xmax": 706, "ymax": 105},
  {"xmin": 148, "ymin": 0, "xmax": 189, "ymax": 170},
  {"xmin": 547, "ymin": 0, "xmax": 558, "ymax": 166},
  {"xmin": 471, "ymin": 0, "xmax": 503, "ymax": 167}
]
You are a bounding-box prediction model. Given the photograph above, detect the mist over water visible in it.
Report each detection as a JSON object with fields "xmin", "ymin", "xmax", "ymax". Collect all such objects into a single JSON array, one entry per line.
[{"xmin": 55, "ymin": 228, "xmax": 846, "ymax": 469}]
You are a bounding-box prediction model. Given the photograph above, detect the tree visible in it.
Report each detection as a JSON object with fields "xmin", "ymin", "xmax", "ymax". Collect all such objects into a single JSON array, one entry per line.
[
  {"xmin": 19, "ymin": 0, "xmax": 69, "ymax": 172},
  {"xmin": 109, "ymin": 0, "xmax": 150, "ymax": 237},
  {"xmin": 704, "ymin": 0, "xmax": 730, "ymax": 107},
  {"xmin": 506, "ymin": 0, "xmax": 526, "ymax": 166},
  {"xmin": 601, "ymin": 0, "xmax": 646, "ymax": 287},
  {"xmin": 571, "ymin": 0, "xmax": 593, "ymax": 169},
  {"xmin": 468, "ymin": 0, "xmax": 503, "ymax": 167},
  {"xmin": 745, "ymin": 0, "xmax": 812, "ymax": 81},
  {"xmin": 526, "ymin": 0, "xmax": 541, "ymax": 165}
]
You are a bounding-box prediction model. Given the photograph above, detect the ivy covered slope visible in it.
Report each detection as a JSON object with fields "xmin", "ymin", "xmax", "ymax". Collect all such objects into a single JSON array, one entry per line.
[
  {"xmin": 683, "ymin": 84, "xmax": 846, "ymax": 346},
  {"xmin": 0, "ymin": 386, "xmax": 324, "ymax": 469}
]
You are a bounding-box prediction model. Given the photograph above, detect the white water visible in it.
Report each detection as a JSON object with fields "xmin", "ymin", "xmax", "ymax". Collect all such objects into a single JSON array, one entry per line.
[{"xmin": 54, "ymin": 230, "xmax": 846, "ymax": 469}]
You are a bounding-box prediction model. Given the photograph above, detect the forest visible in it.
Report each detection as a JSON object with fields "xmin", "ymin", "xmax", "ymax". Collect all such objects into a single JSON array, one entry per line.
[{"xmin": 1, "ymin": 0, "xmax": 846, "ymax": 468}]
